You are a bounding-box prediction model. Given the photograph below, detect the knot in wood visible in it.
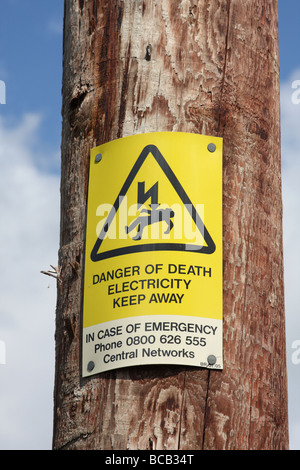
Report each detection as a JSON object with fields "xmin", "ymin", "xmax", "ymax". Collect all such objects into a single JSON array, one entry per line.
[{"xmin": 145, "ymin": 44, "xmax": 152, "ymax": 61}]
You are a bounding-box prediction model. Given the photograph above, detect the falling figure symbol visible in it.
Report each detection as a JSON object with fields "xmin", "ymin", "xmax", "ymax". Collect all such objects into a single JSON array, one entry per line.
[{"xmin": 125, "ymin": 206, "xmax": 175, "ymax": 240}]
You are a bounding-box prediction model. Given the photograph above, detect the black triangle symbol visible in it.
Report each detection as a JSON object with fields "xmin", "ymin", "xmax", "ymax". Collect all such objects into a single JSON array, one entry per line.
[{"xmin": 91, "ymin": 144, "xmax": 216, "ymax": 262}]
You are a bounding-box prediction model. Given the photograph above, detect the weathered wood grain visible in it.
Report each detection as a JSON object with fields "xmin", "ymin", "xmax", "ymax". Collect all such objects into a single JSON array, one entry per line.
[{"xmin": 52, "ymin": 0, "xmax": 289, "ymax": 449}]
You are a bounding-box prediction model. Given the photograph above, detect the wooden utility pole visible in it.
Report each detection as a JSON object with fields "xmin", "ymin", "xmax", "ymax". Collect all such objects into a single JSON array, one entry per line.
[{"xmin": 53, "ymin": 0, "xmax": 289, "ymax": 450}]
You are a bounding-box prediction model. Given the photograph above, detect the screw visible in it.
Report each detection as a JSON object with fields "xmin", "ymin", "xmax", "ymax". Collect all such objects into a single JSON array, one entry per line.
[
  {"xmin": 207, "ymin": 143, "xmax": 216, "ymax": 153},
  {"xmin": 207, "ymin": 355, "xmax": 217, "ymax": 365},
  {"xmin": 95, "ymin": 153, "xmax": 102, "ymax": 163},
  {"xmin": 87, "ymin": 361, "xmax": 95, "ymax": 372}
]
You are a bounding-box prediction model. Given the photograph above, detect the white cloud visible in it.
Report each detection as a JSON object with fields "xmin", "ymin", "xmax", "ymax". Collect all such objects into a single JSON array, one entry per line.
[
  {"xmin": 281, "ymin": 69, "xmax": 300, "ymax": 450},
  {"xmin": 0, "ymin": 113, "xmax": 60, "ymax": 449}
]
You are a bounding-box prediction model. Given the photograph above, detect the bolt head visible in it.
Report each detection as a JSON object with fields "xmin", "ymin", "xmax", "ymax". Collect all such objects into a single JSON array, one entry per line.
[
  {"xmin": 207, "ymin": 143, "xmax": 216, "ymax": 153},
  {"xmin": 207, "ymin": 355, "xmax": 217, "ymax": 365},
  {"xmin": 87, "ymin": 361, "xmax": 95, "ymax": 372},
  {"xmin": 95, "ymin": 153, "xmax": 102, "ymax": 163}
]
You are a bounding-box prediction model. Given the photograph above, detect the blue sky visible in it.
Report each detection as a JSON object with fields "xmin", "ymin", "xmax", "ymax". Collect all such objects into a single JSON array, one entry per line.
[
  {"xmin": 0, "ymin": 0, "xmax": 63, "ymax": 171},
  {"xmin": 0, "ymin": 0, "xmax": 300, "ymax": 450},
  {"xmin": 278, "ymin": 1, "xmax": 300, "ymax": 80}
]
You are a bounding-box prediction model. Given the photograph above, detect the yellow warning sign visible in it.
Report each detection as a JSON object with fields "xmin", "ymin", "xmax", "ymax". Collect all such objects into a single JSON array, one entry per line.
[{"xmin": 82, "ymin": 132, "xmax": 223, "ymax": 376}]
